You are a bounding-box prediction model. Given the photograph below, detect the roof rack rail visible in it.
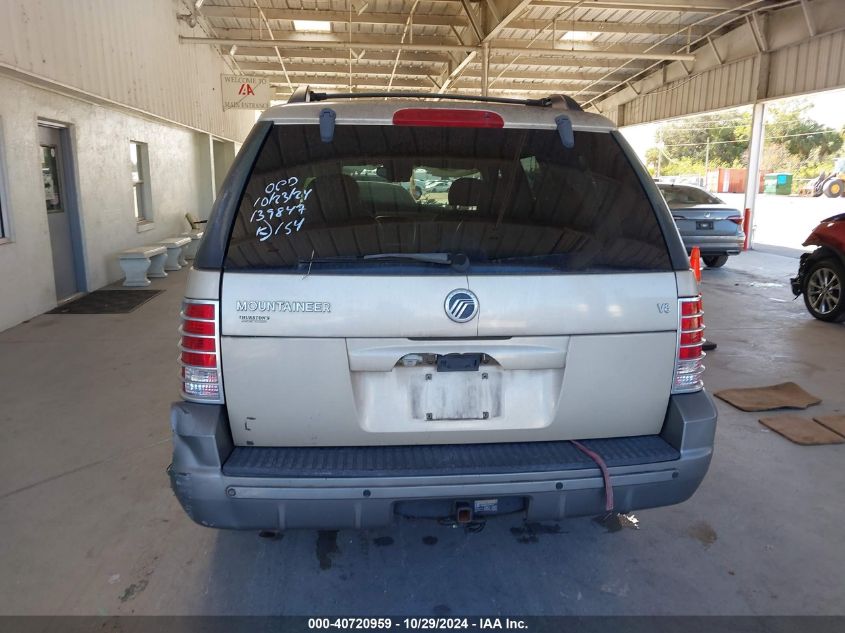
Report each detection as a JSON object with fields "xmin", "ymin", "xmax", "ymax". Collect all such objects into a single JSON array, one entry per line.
[
  {"xmin": 547, "ymin": 94, "xmax": 583, "ymax": 111},
  {"xmin": 286, "ymin": 86, "xmax": 582, "ymax": 111},
  {"xmin": 287, "ymin": 85, "xmax": 312, "ymax": 103}
]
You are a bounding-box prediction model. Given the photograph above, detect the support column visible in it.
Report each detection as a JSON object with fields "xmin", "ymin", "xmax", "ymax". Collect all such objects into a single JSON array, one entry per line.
[
  {"xmin": 481, "ymin": 42, "xmax": 490, "ymax": 96},
  {"xmin": 743, "ymin": 102, "xmax": 766, "ymax": 250}
]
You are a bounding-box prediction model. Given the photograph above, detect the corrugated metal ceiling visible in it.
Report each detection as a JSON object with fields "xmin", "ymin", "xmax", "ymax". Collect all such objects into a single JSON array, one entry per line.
[{"xmin": 184, "ymin": 0, "xmax": 791, "ymax": 105}]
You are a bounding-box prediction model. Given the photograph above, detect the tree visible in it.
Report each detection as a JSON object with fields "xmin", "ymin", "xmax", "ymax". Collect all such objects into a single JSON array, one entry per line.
[
  {"xmin": 651, "ymin": 109, "xmax": 751, "ymax": 167},
  {"xmin": 644, "ymin": 147, "xmax": 661, "ymax": 172},
  {"xmin": 643, "ymin": 100, "xmax": 843, "ymax": 180},
  {"xmin": 765, "ymin": 102, "xmax": 842, "ymax": 159}
]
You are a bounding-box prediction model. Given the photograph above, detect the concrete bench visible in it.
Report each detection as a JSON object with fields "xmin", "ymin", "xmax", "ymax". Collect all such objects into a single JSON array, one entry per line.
[
  {"xmin": 119, "ymin": 245, "xmax": 167, "ymax": 287},
  {"xmin": 180, "ymin": 230, "xmax": 204, "ymax": 261},
  {"xmin": 158, "ymin": 236, "xmax": 191, "ymax": 271},
  {"xmin": 185, "ymin": 212, "xmax": 208, "ymax": 231}
]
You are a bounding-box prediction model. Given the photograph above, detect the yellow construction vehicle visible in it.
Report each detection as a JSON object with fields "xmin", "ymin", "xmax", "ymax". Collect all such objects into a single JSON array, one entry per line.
[{"xmin": 812, "ymin": 157, "xmax": 845, "ymax": 197}]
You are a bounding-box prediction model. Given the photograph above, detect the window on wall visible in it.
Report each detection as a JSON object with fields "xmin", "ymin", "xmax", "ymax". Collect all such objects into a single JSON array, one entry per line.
[{"xmin": 130, "ymin": 141, "xmax": 151, "ymax": 223}]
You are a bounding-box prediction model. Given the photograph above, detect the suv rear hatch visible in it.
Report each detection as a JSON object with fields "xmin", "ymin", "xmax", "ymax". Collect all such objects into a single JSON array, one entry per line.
[{"xmin": 215, "ymin": 105, "xmax": 683, "ymax": 447}]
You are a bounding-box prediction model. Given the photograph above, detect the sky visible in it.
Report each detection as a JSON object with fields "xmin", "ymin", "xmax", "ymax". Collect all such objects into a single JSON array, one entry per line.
[{"xmin": 619, "ymin": 88, "xmax": 845, "ymax": 160}]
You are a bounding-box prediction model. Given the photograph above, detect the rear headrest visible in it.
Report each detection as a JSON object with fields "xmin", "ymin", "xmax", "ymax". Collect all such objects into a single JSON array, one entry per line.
[
  {"xmin": 357, "ymin": 180, "xmax": 417, "ymax": 211},
  {"xmin": 448, "ymin": 177, "xmax": 487, "ymax": 209},
  {"xmin": 309, "ymin": 173, "xmax": 362, "ymax": 218}
]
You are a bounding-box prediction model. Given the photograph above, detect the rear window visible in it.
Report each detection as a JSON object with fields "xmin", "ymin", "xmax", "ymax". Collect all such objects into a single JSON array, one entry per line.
[
  {"xmin": 224, "ymin": 123, "xmax": 671, "ymax": 273},
  {"xmin": 659, "ymin": 185, "xmax": 723, "ymax": 206}
]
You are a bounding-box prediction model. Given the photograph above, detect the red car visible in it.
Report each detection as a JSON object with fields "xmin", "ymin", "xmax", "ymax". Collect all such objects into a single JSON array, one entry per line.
[{"xmin": 792, "ymin": 213, "xmax": 845, "ymax": 322}]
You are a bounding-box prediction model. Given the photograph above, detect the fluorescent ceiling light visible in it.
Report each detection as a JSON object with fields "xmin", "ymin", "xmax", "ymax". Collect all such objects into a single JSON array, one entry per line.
[
  {"xmin": 560, "ymin": 30, "xmax": 601, "ymax": 41},
  {"xmin": 293, "ymin": 20, "xmax": 332, "ymax": 32}
]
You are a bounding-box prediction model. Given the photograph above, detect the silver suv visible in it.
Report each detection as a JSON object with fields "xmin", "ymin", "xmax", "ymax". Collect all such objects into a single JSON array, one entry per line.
[{"xmin": 169, "ymin": 88, "xmax": 717, "ymax": 530}]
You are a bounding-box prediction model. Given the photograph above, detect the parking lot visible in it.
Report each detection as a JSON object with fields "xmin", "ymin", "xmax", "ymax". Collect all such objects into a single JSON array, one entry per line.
[
  {"xmin": 1, "ymin": 250, "xmax": 842, "ymax": 616},
  {"xmin": 720, "ymin": 193, "xmax": 843, "ymax": 253}
]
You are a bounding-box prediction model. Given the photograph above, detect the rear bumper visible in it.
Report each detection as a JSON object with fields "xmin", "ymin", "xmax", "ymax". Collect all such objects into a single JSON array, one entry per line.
[
  {"xmin": 682, "ymin": 234, "xmax": 744, "ymax": 255},
  {"xmin": 168, "ymin": 392, "xmax": 717, "ymax": 530}
]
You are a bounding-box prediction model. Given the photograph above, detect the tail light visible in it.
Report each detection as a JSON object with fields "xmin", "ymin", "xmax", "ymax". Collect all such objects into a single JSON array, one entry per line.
[
  {"xmin": 728, "ymin": 215, "xmax": 743, "ymax": 225},
  {"xmin": 672, "ymin": 295, "xmax": 705, "ymax": 393},
  {"xmin": 179, "ymin": 300, "xmax": 223, "ymax": 403},
  {"xmin": 393, "ymin": 108, "xmax": 505, "ymax": 128}
]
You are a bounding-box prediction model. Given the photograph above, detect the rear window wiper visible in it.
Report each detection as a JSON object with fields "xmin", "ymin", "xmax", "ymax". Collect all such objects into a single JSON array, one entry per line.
[
  {"xmin": 366, "ymin": 252, "xmax": 471, "ymax": 271},
  {"xmin": 300, "ymin": 252, "xmax": 470, "ymax": 270},
  {"xmin": 363, "ymin": 252, "xmax": 451, "ymax": 264},
  {"xmin": 488, "ymin": 254, "xmax": 569, "ymax": 267}
]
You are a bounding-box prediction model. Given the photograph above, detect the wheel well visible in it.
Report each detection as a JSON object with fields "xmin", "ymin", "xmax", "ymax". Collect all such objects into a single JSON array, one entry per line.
[{"xmin": 805, "ymin": 246, "xmax": 845, "ymax": 270}]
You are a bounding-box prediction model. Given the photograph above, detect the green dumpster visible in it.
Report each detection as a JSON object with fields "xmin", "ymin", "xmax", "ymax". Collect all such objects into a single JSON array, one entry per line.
[{"xmin": 764, "ymin": 172, "xmax": 793, "ymax": 195}]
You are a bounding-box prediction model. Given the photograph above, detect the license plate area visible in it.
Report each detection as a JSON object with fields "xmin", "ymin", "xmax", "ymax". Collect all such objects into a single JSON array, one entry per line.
[
  {"xmin": 417, "ymin": 367, "xmax": 502, "ymax": 421},
  {"xmin": 696, "ymin": 220, "xmax": 714, "ymax": 230},
  {"xmin": 437, "ymin": 352, "xmax": 483, "ymax": 372}
]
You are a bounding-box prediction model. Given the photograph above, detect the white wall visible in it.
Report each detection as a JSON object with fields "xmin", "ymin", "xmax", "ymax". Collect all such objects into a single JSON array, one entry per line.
[
  {"xmin": 0, "ymin": 0, "xmax": 259, "ymax": 331},
  {"xmin": 0, "ymin": 77, "xmax": 228, "ymax": 330},
  {"xmin": 0, "ymin": 0, "xmax": 254, "ymax": 141}
]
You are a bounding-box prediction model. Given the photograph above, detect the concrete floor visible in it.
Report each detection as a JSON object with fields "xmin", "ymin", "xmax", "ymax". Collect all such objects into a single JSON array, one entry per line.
[{"xmin": 0, "ymin": 251, "xmax": 843, "ymax": 616}]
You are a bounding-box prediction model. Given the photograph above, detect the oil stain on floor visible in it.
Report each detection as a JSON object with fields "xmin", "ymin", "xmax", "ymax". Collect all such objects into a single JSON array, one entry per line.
[
  {"xmin": 316, "ymin": 530, "xmax": 339, "ymax": 570},
  {"xmin": 510, "ymin": 522, "xmax": 564, "ymax": 544},
  {"xmin": 593, "ymin": 513, "xmax": 640, "ymax": 533},
  {"xmin": 118, "ymin": 579, "xmax": 148, "ymax": 603},
  {"xmin": 687, "ymin": 520, "xmax": 718, "ymax": 547}
]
